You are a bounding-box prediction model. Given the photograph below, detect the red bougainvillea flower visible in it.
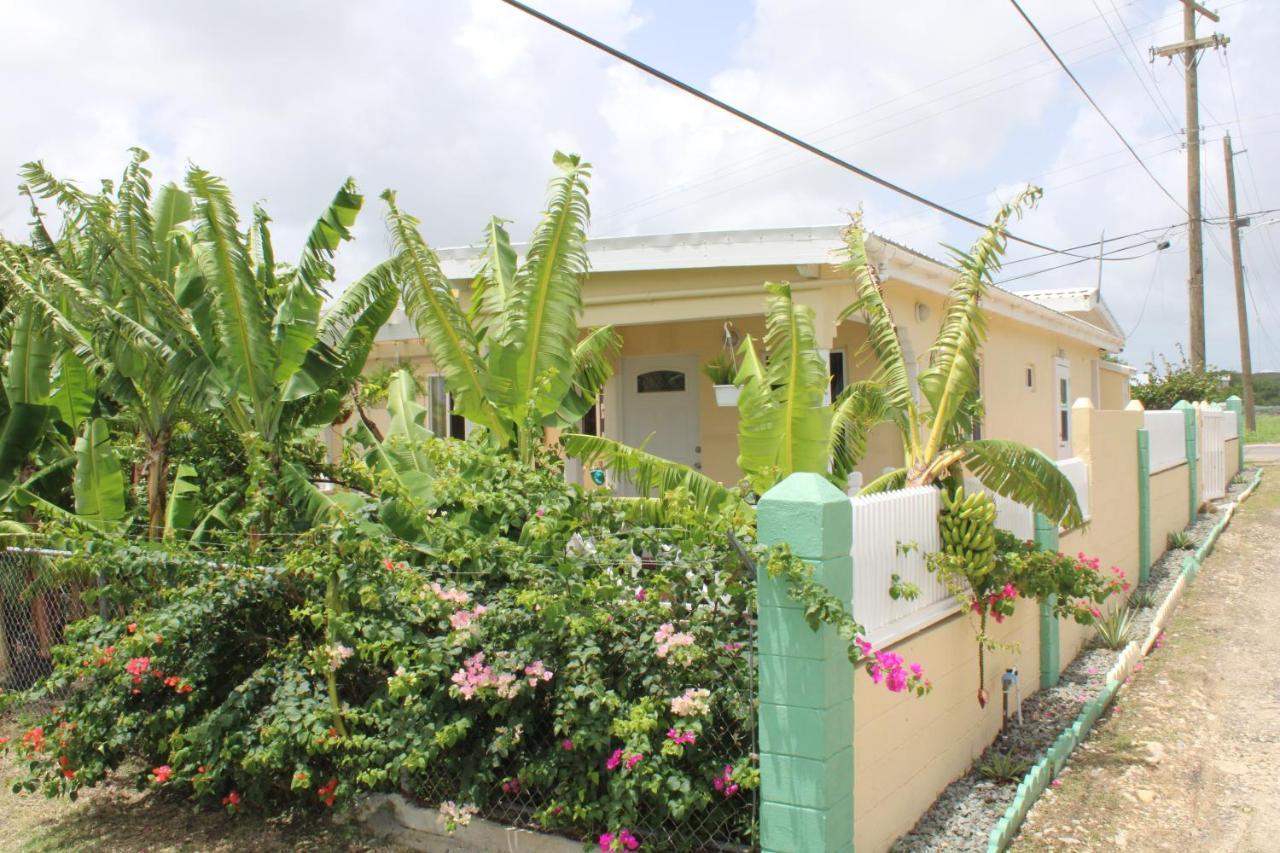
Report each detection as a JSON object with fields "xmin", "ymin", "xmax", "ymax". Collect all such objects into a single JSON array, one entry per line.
[
  {"xmin": 222, "ymin": 790, "xmax": 241, "ymax": 809},
  {"xmin": 197, "ymin": 766, "xmax": 207, "ymax": 774},
  {"xmin": 0, "ymin": 736, "xmax": 9, "ymax": 746},
  {"xmin": 126, "ymin": 623, "xmax": 137, "ymax": 634},
  {"xmin": 125, "ymin": 657, "xmax": 150, "ymax": 677},
  {"xmin": 22, "ymin": 727, "xmax": 44, "ymax": 752},
  {"xmin": 316, "ymin": 777, "xmax": 338, "ymax": 807},
  {"xmin": 151, "ymin": 765, "xmax": 172, "ymax": 784},
  {"xmin": 154, "ymin": 634, "xmax": 164, "ymax": 645}
]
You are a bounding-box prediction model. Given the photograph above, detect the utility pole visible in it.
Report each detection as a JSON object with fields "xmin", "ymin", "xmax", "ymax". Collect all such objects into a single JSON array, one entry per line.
[
  {"xmin": 1153, "ymin": 1, "xmax": 1229, "ymax": 371},
  {"xmin": 1223, "ymin": 133, "xmax": 1256, "ymax": 430}
]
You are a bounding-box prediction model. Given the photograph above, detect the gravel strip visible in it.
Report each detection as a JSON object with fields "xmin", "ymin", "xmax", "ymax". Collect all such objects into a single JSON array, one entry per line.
[{"xmin": 890, "ymin": 468, "xmax": 1259, "ymax": 852}]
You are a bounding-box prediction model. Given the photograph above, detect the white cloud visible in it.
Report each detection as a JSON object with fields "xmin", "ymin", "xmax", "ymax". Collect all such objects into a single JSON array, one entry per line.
[{"xmin": 2, "ymin": 0, "xmax": 1278, "ymax": 368}]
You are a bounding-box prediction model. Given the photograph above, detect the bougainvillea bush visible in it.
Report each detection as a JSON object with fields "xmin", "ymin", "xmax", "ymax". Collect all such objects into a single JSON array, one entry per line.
[{"xmin": 6, "ymin": 440, "xmax": 760, "ymax": 850}]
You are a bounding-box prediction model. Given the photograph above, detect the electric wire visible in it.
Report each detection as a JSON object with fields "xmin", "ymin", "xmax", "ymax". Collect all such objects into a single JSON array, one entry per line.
[
  {"xmin": 1007, "ymin": 0, "xmax": 1188, "ymax": 214},
  {"xmin": 1093, "ymin": 0, "xmax": 1180, "ymax": 135},
  {"xmin": 496, "ymin": 0, "xmax": 1095, "ymax": 258}
]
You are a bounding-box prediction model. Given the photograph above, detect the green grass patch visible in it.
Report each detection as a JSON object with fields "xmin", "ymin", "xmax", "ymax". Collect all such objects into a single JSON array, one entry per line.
[{"xmin": 1245, "ymin": 413, "xmax": 1280, "ymax": 444}]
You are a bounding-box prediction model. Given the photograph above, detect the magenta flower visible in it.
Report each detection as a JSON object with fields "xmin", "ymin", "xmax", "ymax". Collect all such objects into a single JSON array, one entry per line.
[
  {"xmin": 624, "ymin": 753, "xmax": 642, "ymax": 771},
  {"xmin": 666, "ymin": 728, "xmax": 696, "ymax": 746},
  {"xmin": 635, "ymin": 588, "xmax": 646, "ymax": 602},
  {"xmin": 561, "ymin": 739, "xmax": 574, "ymax": 751},
  {"xmin": 606, "ymin": 749, "xmax": 623, "ymax": 771},
  {"xmin": 599, "ymin": 832, "xmax": 614, "ymax": 851}
]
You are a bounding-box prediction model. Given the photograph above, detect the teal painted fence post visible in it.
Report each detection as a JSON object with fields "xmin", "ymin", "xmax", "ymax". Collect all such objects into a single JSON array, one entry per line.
[
  {"xmin": 1172, "ymin": 400, "xmax": 1198, "ymax": 521},
  {"xmin": 1035, "ymin": 513, "xmax": 1061, "ymax": 690},
  {"xmin": 1225, "ymin": 395, "xmax": 1245, "ymax": 470},
  {"xmin": 757, "ymin": 473, "xmax": 854, "ymax": 853},
  {"xmin": 1137, "ymin": 429, "xmax": 1151, "ymax": 584}
]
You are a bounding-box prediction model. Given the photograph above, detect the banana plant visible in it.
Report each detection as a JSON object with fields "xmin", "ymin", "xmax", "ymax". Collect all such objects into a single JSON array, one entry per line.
[
  {"xmin": 563, "ymin": 282, "xmax": 892, "ymax": 510},
  {"xmin": 840, "ymin": 193, "xmax": 1083, "ymax": 528},
  {"xmin": 382, "ymin": 152, "xmax": 621, "ymax": 464},
  {"xmin": 8, "ymin": 150, "xmax": 399, "ymax": 535}
]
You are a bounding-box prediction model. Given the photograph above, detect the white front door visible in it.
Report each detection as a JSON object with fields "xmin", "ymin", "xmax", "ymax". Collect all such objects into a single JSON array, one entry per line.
[
  {"xmin": 620, "ymin": 354, "xmax": 701, "ymax": 494},
  {"xmin": 1054, "ymin": 358, "xmax": 1071, "ymax": 459}
]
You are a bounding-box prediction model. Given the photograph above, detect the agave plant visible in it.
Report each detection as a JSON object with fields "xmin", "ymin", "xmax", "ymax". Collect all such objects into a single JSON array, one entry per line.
[
  {"xmin": 563, "ymin": 282, "xmax": 891, "ymax": 510},
  {"xmin": 380, "ymin": 152, "xmax": 620, "ymax": 464},
  {"xmin": 841, "ymin": 193, "xmax": 1083, "ymax": 528}
]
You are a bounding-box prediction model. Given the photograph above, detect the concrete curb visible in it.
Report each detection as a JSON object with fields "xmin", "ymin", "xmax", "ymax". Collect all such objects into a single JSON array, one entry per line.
[
  {"xmin": 985, "ymin": 467, "xmax": 1264, "ymax": 852},
  {"xmin": 354, "ymin": 793, "xmax": 583, "ymax": 852}
]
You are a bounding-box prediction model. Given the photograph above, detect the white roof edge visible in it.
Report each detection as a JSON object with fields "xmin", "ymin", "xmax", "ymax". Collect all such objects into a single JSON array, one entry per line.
[{"xmin": 405, "ymin": 224, "xmax": 1123, "ymax": 351}]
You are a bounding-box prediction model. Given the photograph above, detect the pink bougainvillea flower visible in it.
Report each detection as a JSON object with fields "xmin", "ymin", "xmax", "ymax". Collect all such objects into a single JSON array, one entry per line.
[
  {"xmin": 151, "ymin": 765, "xmax": 172, "ymax": 784},
  {"xmin": 666, "ymin": 728, "xmax": 696, "ymax": 746},
  {"xmin": 1051, "ymin": 778, "xmax": 1062, "ymax": 789},
  {"xmin": 635, "ymin": 588, "xmax": 646, "ymax": 602},
  {"xmin": 606, "ymin": 749, "xmax": 623, "ymax": 771},
  {"xmin": 624, "ymin": 753, "xmax": 642, "ymax": 771},
  {"xmin": 598, "ymin": 833, "xmax": 615, "ymax": 851},
  {"xmin": 618, "ymin": 830, "xmax": 639, "ymax": 850},
  {"xmin": 561, "ymin": 739, "xmax": 574, "ymax": 751}
]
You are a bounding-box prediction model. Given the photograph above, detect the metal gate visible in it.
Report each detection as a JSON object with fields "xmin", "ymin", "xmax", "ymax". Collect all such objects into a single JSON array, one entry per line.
[{"xmin": 1201, "ymin": 408, "xmax": 1229, "ymax": 501}]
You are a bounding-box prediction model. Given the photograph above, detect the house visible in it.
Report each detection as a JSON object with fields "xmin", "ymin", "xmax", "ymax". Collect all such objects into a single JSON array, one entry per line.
[{"xmin": 359, "ymin": 225, "xmax": 1129, "ymax": 484}]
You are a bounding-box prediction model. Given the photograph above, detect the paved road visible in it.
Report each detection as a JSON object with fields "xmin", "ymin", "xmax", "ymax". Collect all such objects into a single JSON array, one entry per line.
[
  {"xmin": 1013, "ymin": 466, "xmax": 1280, "ymax": 852},
  {"xmin": 1245, "ymin": 443, "xmax": 1280, "ymax": 464}
]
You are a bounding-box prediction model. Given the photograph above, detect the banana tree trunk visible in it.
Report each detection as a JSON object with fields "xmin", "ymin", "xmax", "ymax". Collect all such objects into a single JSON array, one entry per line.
[{"xmin": 145, "ymin": 429, "xmax": 172, "ymax": 541}]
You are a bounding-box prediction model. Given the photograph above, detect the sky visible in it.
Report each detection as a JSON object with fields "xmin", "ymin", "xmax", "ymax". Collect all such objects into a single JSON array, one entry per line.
[{"xmin": 3, "ymin": 0, "xmax": 1279, "ymax": 372}]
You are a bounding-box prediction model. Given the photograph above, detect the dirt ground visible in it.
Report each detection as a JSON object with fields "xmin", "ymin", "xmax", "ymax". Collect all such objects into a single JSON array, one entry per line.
[
  {"xmin": 0, "ymin": 718, "xmax": 390, "ymax": 852},
  {"xmin": 1013, "ymin": 466, "xmax": 1280, "ymax": 852}
]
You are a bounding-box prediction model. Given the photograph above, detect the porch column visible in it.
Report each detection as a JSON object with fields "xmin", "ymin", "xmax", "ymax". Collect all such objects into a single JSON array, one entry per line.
[{"xmin": 757, "ymin": 473, "xmax": 854, "ymax": 853}]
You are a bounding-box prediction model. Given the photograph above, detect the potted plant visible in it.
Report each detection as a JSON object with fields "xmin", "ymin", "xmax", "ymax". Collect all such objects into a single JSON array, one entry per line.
[{"xmin": 703, "ymin": 353, "xmax": 740, "ymax": 407}]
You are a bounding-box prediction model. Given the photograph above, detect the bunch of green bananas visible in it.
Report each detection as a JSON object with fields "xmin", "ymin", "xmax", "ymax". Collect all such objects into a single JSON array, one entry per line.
[{"xmin": 940, "ymin": 487, "xmax": 998, "ymax": 572}]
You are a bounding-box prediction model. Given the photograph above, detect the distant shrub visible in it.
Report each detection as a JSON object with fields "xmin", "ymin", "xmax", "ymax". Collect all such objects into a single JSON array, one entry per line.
[{"xmin": 1131, "ymin": 349, "xmax": 1226, "ymax": 412}]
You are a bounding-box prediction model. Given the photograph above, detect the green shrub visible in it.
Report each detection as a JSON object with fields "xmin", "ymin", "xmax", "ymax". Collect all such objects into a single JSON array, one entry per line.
[
  {"xmin": 1167, "ymin": 530, "xmax": 1195, "ymax": 550},
  {"xmin": 1131, "ymin": 351, "xmax": 1226, "ymax": 412},
  {"xmin": 6, "ymin": 439, "xmax": 758, "ymax": 849}
]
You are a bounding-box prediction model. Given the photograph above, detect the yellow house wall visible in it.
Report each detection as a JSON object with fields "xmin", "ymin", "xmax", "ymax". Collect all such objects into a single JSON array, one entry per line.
[
  {"xmin": 852, "ymin": 605, "xmax": 1041, "ymax": 852},
  {"xmin": 1056, "ymin": 403, "xmax": 1142, "ymax": 668},
  {"xmin": 1099, "ymin": 368, "xmax": 1130, "ymax": 409},
  {"xmin": 1150, "ymin": 463, "xmax": 1191, "ymax": 550}
]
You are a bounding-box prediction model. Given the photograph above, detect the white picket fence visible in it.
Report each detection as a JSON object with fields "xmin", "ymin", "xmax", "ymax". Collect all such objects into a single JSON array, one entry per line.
[
  {"xmin": 850, "ymin": 487, "xmax": 951, "ymax": 644},
  {"xmin": 1145, "ymin": 410, "xmax": 1188, "ymax": 473}
]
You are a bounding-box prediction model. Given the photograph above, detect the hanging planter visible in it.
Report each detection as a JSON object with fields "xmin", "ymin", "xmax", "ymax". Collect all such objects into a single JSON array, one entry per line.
[
  {"xmin": 713, "ymin": 384, "xmax": 741, "ymax": 407},
  {"xmin": 704, "ymin": 322, "xmax": 742, "ymax": 408}
]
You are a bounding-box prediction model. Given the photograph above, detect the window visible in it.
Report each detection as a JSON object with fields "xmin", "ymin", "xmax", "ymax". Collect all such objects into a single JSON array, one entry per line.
[
  {"xmin": 427, "ymin": 376, "xmax": 467, "ymax": 439},
  {"xmin": 636, "ymin": 370, "xmax": 686, "ymax": 393},
  {"xmin": 1025, "ymin": 365, "xmax": 1036, "ymax": 390},
  {"xmin": 828, "ymin": 350, "xmax": 846, "ymax": 403},
  {"xmin": 1057, "ymin": 372, "xmax": 1071, "ymax": 445}
]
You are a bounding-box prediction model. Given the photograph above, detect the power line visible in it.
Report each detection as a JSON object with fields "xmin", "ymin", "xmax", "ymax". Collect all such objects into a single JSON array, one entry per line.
[
  {"xmin": 496, "ymin": 0, "xmax": 1095, "ymax": 258},
  {"xmin": 1093, "ymin": 0, "xmax": 1180, "ymax": 135},
  {"xmin": 593, "ymin": 10, "xmax": 1186, "ymax": 230},
  {"xmin": 995, "ymin": 239, "xmax": 1166, "ymax": 286},
  {"xmin": 1007, "ymin": 0, "xmax": 1188, "ymax": 214}
]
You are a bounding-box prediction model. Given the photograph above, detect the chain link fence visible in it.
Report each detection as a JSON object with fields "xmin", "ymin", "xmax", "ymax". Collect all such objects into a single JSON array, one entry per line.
[{"xmin": 0, "ymin": 547, "xmax": 84, "ymax": 694}]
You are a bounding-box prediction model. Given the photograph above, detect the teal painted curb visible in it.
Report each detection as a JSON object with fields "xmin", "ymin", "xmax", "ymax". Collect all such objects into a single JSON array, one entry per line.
[{"xmin": 985, "ymin": 466, "xmax": 1263, "ymax": 853}]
